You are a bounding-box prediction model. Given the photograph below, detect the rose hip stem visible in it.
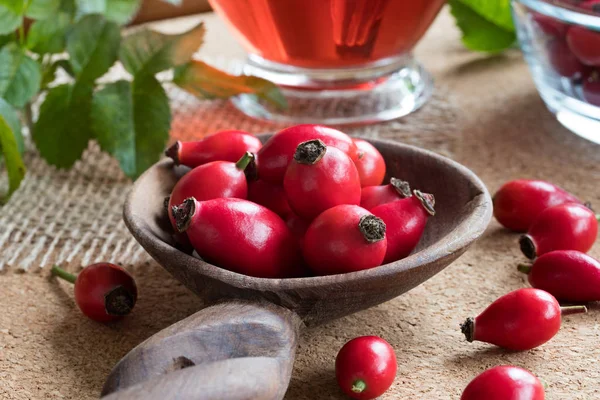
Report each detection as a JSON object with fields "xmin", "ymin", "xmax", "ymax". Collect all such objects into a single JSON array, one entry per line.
[{"xmin": 52, "ymin": 265, "xmax": 77, "ymax": 284}]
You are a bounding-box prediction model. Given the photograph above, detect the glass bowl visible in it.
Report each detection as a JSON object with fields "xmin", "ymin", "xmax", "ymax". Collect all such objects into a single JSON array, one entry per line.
[{"xmin": 512, "ymin": 0, "xmax": 600, "ymax": 143}]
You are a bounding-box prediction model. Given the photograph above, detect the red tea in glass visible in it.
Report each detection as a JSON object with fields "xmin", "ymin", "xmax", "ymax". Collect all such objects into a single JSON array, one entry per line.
[{"xmin": 208, "ymin": 0, "xmax": 446, "ymax": 124}]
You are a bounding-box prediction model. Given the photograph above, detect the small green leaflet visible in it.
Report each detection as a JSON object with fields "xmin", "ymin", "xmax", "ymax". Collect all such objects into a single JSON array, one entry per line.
[
  {"xmin": 449, "ymin": 0, "xmax": 516, "ymax": 53},
  {"xmin": 0, "ymin": 0, "xmax": 24, "ymax": 35},
  {"xmin": 0, "ymin": 96, "xmax": 23, "ymax": 154},
  {"xmin": 26, "ymin": 0, "xmax": 61, "ymax": 19},
  {"xmin": 66, "ymin": 14, "xmax": 120, "ymax": 83},
  {"xmin": 76, "ymin": 0, "xmax": 142, "ymax": 25},
  {"xmin": 119, "ymin": 22, "xmax": 205, "ymax": 77},
  {"xmin": 26, "ymin": 13, "xmax": 70, "ymax": 54},
  {"xmin": 0, "ymin": 43, "xmax": 42, "ymax": 108},
  {"xmin": 91, "ymin": 77, "xmax": 171, "ymax": 179},
  {"xmin": 33, "ymin": 82, "xmax": 93, "ymax": 168},
  {"xmin": 174, "ymin": 60, "xmax": 287, "ymax": 110},
  {"xmin": 0, "ymin": 97, "xmax": 25, "ymax": 203}
]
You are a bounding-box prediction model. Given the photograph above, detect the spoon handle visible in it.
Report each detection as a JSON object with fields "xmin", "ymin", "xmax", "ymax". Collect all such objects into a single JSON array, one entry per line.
[{"xmin": 101, "ymin": 299, "xmax": 302, "ymax": 400}]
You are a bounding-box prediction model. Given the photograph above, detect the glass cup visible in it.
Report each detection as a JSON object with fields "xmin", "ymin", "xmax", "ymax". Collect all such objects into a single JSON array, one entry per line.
[{"xmin": 208, "ymin": 0, "xmax": 446, "ymax": 125}]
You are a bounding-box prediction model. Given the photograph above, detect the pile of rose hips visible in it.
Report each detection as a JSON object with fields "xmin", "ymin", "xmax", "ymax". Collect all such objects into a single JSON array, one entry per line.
[
  {"xmin": 533, "ymin": 0, "xmax": 600, "ymax": 106},
  {"xmin": 165, "ymin": 124, "xmax": 435, "ymax": 279},
  {"xmin": 459, "ymin": 179, "xmax": 599, "ymax": 399}
]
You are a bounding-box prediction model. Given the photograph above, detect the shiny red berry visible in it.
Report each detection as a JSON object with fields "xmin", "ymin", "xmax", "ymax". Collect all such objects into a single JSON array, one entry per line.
[
  {"xmin": 371, "ymin": 190, "xmax": 435, "ymax": 263},
  {"xmin": 257, "ymin": 124, "xmax": 358, "ymax": 184},
  {"xmin": 360, "ymin": 177, "xmax": 411, "ymax": 211},
  {"xmin": 335, "ymin": 336, "xmax": 397, "ymax": 400},
  {"xmin": 461, "ymin": 366, "xmax": 545, "ymax": 400},
  {"xmin": 492, "ymin": 179, "xmax": 582, "ymax": 232},
  {"xmin": 519, "ymin": 202, "xmax": 598, "ymax": 259},
  {"xmin": 285, "ymin": 213, "xmax": 310, "ymax": 251},
  {"xmin": 172, "ymin": 198, "xmax": 300, "ymax": 278},
  {"xmin": 533, "ymin": 12, "xmax": 569, "ymax": 38},
  {"xmin": 165, "ymin": 130, "xmax": 262, "ymax": 168},
  {"xmin": 567, "ymin": 26, "xmax": 600, "ymax": 66},
  {"xmin": 303, "ymin": 205, "xmax": 387, "ymax": 276},
  {"xmin": 52, "ymin": 263, "xmax": 138, "ymax": 323},
  {"xmin": 461, "ymin": 288, "xmax": 586, "ymax": 351},
  {"xmin": 519, "ymin": 250, "xmax": 600, "ymax": 302},
  {"xmin": 352, "ymin": 139, "xmax": 386, "ymax": 187},
  {"xmin": 284, "ymin": 139, "xmax": 361, "ymax": 220}
]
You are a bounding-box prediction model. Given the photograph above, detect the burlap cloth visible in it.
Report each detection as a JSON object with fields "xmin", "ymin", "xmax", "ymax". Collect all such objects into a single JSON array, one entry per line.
[{"xmin": 2, "ymin": 8, "xmax": 600, "ymax": 400}]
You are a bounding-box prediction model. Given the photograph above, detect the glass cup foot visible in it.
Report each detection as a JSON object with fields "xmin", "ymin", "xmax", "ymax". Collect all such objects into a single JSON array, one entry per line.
[{"xmin": 231, "ymin": 55, "xmax": 434, "ymax": 126}]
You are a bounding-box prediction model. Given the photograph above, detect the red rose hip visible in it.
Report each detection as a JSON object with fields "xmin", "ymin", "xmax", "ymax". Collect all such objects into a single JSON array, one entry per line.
[
  {"xmin": 371, "ymin": 189, "xmax": 435, "ymax": 263},
  {"xmin": 461, "ymin": 366, "xmax": 545, "ymax": 400},
  {"xmin": 461, "ymin": 288, "xmax": 587, "ymax": 351},
  {"xmin": 284, "ymin": 139, "xmax": 361, "ymax": 220},
  {"xmin": 492, "ymin": 179, "xmax": 582, "ymax": 232},
  {"xmin": 519, "ymin": 202, "xmax": 598, "ymax": 259},
  {"xmin": 336, "ymin": 336, "xmax": 397, "ymax": 400},
  {"xmin": 172, "ymin": 197, "xmax": 300, "ymax": 278},
  {"xmin": 352, "ymin": 138, "xmax": 386, "ymax": 187},
  {"xmin": 303, "ymin": 205, "xmax": 387, "ymax": 276},
  {"xmin": 519, "ymin": 250, "xmax": 600, "ymax": 302},
  {"xmin": 165, "ymin": 130, "xmax": 262, "ymax": 168},
  {"xmin": 51, "ymin": 263, "xmax": 138, "ymax": 323},
  {"xmin": 567, "ymin": 26, "xmax": 600, "ymax": 66},
  {"xmin": 167, "ymin": 151, "xmax": 255, "ymax": 231},
  {"xmin": 360, "ymin": 177, "xmax": 411, "ymax": 211},
  {"xmin": 547, "ymin": 39, "xmax": 588, "ymax": 78},
  {"xmin": 257, "ymin": 124, "xmax": 358, "ymax": 184}
]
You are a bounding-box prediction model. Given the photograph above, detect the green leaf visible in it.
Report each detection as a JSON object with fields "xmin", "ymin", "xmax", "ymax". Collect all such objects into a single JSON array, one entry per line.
[
  {"xmin": 66, "ymin": 14, "xmax": 120, "ymax": 83},
  {"xmin": 91, "ymin": 77, "xmax": 170, "ymax": 179},
  {"xmin": 0, "ymin": 32, "xmax": 15, "ymax": 49},
  {"xmin": 174, "ymin": 60, "xmax": 287, "ymax": 110},
  {"xmin": 0, "ymin": 96, "xmax": 23, "ymax": 154},
  {"xmin": 26, "ymin": 13, "xmax": 70, "ymax": 54},
  {"xmin": 0, "ymin": 0, "xmax": 24, "ymax": 35},
  {"xmin": 0, "ymin": 43, "xmax": 42, "ymax": 108},
  {"xmin": 76, "ymin": 0, "xmax": 142, "ymax": 25},
  {"xmin": 0, "ymin": 97, "xmax": 25, "ymax": 202},
  {"xmin": 449, "ymin": 0, "xmax": 517, "ymax": 53},
  {"xmin": 119, "ymin": 21, "xmax": 205, "ymax": 77},
  {"xmin": 26, "ymin": 0, "xmax": 60, "ymax": 19},
  {"xmin": 33, "ymin": 82, "xmax": 93, "ymax": 168}
]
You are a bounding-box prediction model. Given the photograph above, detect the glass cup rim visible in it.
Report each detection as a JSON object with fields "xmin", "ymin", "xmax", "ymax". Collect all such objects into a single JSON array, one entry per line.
[{"xmin": 515, "ymin": 0, "xmax": 600, "ymax": 30}]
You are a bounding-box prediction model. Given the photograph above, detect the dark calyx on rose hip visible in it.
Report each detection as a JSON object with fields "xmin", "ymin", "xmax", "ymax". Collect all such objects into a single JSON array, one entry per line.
[
  {"xmin": 165, "ymin": 130, "xmax": 262, "ymax": 168},
  {"xmin": 360, "ymin": 177, "xmax": 412, "ymax": 211},
  {"xmin": 519, "ymin": 202, "xmax": 599, "ymax": 259},
  {"xmin": 460, "ymin": 288, "xmax": 586, "ymax": 351},
  {"xmin": 519, "ymin": 250, "xmax": 600, "ymax": 302},
  {"xmin": 172, "ymin": 197, "xmax": 301, "ymax": 279},
  {"xmin": 52, "ymin": 263, "xmax": 138, "ymax": 323}
]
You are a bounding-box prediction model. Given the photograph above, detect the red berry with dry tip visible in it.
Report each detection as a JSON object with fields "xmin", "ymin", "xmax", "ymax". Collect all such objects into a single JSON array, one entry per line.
[
  {"xmin": 360, "ymin": 177, "xmax": 412, "ymax": 211},
  {"xmin": 284, "ymin": 139, "xmax": 361, "ymax": 220},
  {"xmin": 52, "ymin": 263, "xmax": 138, "ymax": 323},
  {"xmin": 461, "ymin": 366, "xmax": 545, "ymax": 400},
  {"xmin": 165, "ymin": 130, "xmax": 262, "ymax": 168},
  {"xmin": 519, "ymin": 250, "xmax": 600, "ymax": 302},
  {"xmin": 336, "ymin": 336, "xmax": 397, "ymax": 400},
  {"xmin": 461, "ymin": 288, "xmax": 586, "ymax": 351},
  {"xmin": 303, "ymin": 205, "xmax": 387, "ymax": 276},
  {"xmin": 519, "ymin": 202, "xmax": 598, "ymax": 259}
]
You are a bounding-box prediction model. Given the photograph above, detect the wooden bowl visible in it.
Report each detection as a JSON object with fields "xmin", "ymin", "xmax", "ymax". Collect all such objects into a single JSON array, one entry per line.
[{"xmin": 101, "ymin": 136, "xmax": 492, "ymax": 400}]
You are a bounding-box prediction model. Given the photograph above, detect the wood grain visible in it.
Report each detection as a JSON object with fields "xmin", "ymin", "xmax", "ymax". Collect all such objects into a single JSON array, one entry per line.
[{"xmin": 102, "ymin": 300, "xmax": 301, "ymax": 399}]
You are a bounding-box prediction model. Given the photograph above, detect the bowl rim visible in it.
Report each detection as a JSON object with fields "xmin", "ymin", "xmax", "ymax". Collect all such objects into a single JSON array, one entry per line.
[
  {"xmin": 516, "ymin": 0, "xmax": 600, "ymax": 29},
  {"xmin": 123, "ymin": 137, "xmax": 493, "ymax": 292}
]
